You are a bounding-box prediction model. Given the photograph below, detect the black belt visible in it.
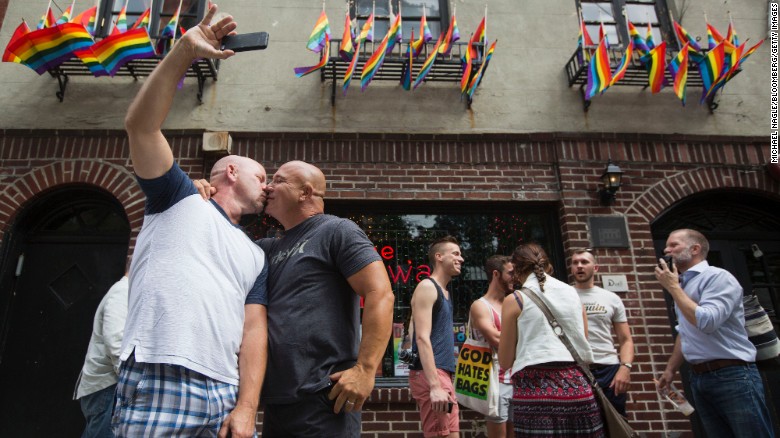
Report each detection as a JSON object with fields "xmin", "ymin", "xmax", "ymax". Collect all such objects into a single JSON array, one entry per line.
[{"xmin": 690, "ymin": 359, "xmax": 751, "ymax": 374}]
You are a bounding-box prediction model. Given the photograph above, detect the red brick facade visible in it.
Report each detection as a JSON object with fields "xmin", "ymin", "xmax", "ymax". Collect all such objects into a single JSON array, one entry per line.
[{"xmin": 0, "ymin": 129, "xmax": 775, "ymax": 436}]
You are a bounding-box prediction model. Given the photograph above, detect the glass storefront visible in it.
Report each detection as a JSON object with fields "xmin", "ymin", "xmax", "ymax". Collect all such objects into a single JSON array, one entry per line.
[{"xmin": 243, "ymin": 202, "xmax": 563, "ymax": 379}]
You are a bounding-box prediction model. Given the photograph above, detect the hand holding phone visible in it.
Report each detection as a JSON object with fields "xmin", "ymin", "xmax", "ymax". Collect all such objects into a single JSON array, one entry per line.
[
  {"xmin": 221, "ymin": 32, "xmax": 269, "ymax": 52},
  {"xmin": 659, "ymin": 255, "xmax": 674, "ymax": 271}
]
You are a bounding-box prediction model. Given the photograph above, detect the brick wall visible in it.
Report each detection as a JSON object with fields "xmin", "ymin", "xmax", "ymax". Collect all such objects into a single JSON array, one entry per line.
[{"xmin": 0, "ymin": 129, "xmax": 776, "ymax": 437}]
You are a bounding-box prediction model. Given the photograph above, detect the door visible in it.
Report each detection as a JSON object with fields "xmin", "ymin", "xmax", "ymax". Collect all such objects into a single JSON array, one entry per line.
[
  {"xmin": 0, "ymin": 187, "xmax": 129, "ymax": 437},
  {"xmin": 652, "ymin": 191, "xmax": 780, "ymax": 436}
]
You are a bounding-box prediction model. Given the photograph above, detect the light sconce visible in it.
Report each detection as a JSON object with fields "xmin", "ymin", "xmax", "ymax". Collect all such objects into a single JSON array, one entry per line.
[{"xmin": 598, "ymin": 160, "xmax": 624, "ymax": 206}]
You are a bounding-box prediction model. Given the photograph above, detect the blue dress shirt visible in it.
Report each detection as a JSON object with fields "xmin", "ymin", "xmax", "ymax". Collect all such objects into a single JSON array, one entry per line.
[{"xmin": 675, "ymin": 261, "xmax": 756, "ymax": 364}]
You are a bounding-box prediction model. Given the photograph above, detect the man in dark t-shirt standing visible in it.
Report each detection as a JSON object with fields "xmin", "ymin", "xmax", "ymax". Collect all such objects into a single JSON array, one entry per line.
[
  {"xmin": 257, "ymin": 160, "xmax": 395, "ymax": 437},
  {"xmin": 409, "ymin": 236, "xmax": 463, "ymax": 438}
]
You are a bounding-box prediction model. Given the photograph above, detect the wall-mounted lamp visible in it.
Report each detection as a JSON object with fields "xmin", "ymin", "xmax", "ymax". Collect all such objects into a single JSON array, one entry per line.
[{"xmin": 598, "ymin": 160, "xmax": 624, "ymax": 205}]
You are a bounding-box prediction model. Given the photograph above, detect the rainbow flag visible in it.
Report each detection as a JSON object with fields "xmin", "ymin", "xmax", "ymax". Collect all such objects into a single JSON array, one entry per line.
[
  {"xmin": 438, "ymin": 13, "xmax": 459, "ymax": 56},
  {"xmin": 609, "ymin": 41, "xmax": 633, "ymax": 87},
  {"xmin": 640, "ymin": 41, "xmax": 666, "ymax": 93},
  {"xmin": 673, "ymin": 21, "xmax": 702, "ymax": 53},
  {"xmin": 384, "ymin": 13, "xmax": 402, "ymax": 56},
  {"xmin": 7, "ymin": 22, "xmax": 94, "ymax": 74},
  {"xmin": 2, "ymin": 20, "xmax": 30, "ymax": 63},
  {"xmin": 342, "ymin": 37, "xmax": 360, "ymax": 95},
  {"xmin": 55, "ymin": 0, "xmax": 76, "ymax": 25},
  {"xmin": 360, "ymin": 33, "xmax": 389, "ymax": 90},
  {"xmin": 339, "ymin": 12, "xmax": 355, "ymax": 61},
  {"xmin": 294, "ymin": 34, "xmax": 330, "ymax": 77},
  {"xmin": 708, "ymin": 39, "xmax": 764, "ymax": 98},
  {"xmin": 467, "ymin": 39, "xmax": 496, "ymax": 99},
  {"xmin": 470, "ymin": 16, "xmax": 486, "ymax": 57},
  {"xmin": 72, "ymin": 6, "xmax": 97, "ymax": 34},
  {"xmin": 460, "ymin": 39, "xmax": 472, "ymax": 94},
  {"xmin": 358, "ymin": 13, "xmax": 374, "ymax": 42},
  {"xmin": 598, "ymin": 22, "xmax": 609, "ymax": 48},
  {"xmin": 578, "ymin": 16, "xmax": 594, "ymax": 62},
  {"xmin": 307, "ymin": 10, "xmax": 331, "ymax": 53},
  {"xmin": 585, "ymin": 38, "xmax": 612, "ymax": 99},
  {"xmin": 157, "ymin": 4, "xmax": 181, "ymax": 54},
  {"xmin": 706, "ymin": 22, "xmax": 725, "ymax": 50},
  {"xmin": 726, "ymin": 21, "xmax": 740, "ymax": 47},
  {"xmin": 90, "ymin": 27, "xmax": 156, "ymax": 76},
  {"xmin": 132, "ymin": 8, "xmax": 151, "ymax": 30},
  {"xmin": 696, "ymin": 40, "xmax": 724, "ymax": 101},
  {"xmin": 37, "ymin": 1, "xmax": 57, "ymax": 30},
  {"xmin": 645, "ymin": 22, "xmax": 655, "ymax": 49},
  {"xmin": 668, "ymin": 42, "xmax": 689, "ymax": 105},
  {"xmin": 115, "ymin": 1, "xmax": 129, "ymax": 34},
  {"xmin": 73, "ymin": 47, "xmax": 108, "ymax": 76},
  {"xmin": 411, "ymin": 12, "xmax": 433, "ymax": 57},
  {"xmin": 413, "ymin": 33, "xmax": 443, "ymax": 89},
  {"xmin": 627, "ymin": 21, "xmax": 649, "ymax": 55},
  {"xmin": 401, "ymin": 29, "xmax": 413, "ymax": 90}
]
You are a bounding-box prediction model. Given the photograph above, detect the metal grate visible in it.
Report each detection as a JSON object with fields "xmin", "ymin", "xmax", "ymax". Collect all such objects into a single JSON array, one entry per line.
[{"xmin": 46, "ymin": 56, "xmax": 219, "ymax": 103}]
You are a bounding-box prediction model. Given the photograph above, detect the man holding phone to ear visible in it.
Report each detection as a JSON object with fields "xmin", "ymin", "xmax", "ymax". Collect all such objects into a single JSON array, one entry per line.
[{"xmin": 654, "ymin": 229, "xmax": 774, "ymax": 438}]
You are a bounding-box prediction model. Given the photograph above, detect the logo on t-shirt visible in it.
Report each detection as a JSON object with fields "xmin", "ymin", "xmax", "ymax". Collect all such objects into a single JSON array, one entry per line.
[
  {"xmin": 583, "ymin": 302, "xmax": 608, "ymax": 315},
  {"xmin": 270, "ymin": 239, "xmax": 309, "ymax": 265}
]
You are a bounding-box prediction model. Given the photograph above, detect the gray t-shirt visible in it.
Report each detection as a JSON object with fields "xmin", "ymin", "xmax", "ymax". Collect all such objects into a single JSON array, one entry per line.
[
  {"xmin": 258, "ymin": 214, "xmax": 381, "ymax": 403},
  {"xmin": 577, "ymin": 286, "xmax": 627, "ymax": 365}
]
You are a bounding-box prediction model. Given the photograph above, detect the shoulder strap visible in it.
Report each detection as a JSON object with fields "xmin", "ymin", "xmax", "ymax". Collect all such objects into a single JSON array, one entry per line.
[
  {"xmin": 519, "ymin": 287, "xmax": 598, "ymax": 386},
  {"xmin": 479, "ymin": 297, "xmax": 501, "ymax": 329},
  {"xmin": 427, "ymin": 277, "xmax": 443, "ymax": 315},
  {"xmin": 512, "ymin": 291, "xmax": 524, "ymax": 311}
]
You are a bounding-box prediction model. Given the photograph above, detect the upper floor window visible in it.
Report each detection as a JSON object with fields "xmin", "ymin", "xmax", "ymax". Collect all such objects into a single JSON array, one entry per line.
[
  {"xmin": 578, "ymin": 0, "xmax": 671, "ymax": 48},
  {"xmin": 353, "ymin": 0, "xmax": 449, "ymax": 41},
  {"xmin": 97, "ymin": 0, "xmax": 206, "ymax": 38}
]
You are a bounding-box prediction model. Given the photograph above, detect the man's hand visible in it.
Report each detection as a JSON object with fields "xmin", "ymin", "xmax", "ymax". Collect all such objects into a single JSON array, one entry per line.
[
  {"xmin": 429, "ymin": 386, "xmax": 451, "ymax": 414},
  {"xmin": 655, "ymin": 369, "xmax": 675, "ymax": 392},
  {"xmin": 654, "ymin": 257, "xmax": 680, "ymax": 291},
  {"xmin": 218, "ymin": 404, "xmax": 256, "ymax": 438},
  {"xmin": 193, "ymin": 179, "xmax": 215, "ymax": 200},
  {"xmin": 178, "ymin": 5, "xmax": 238, "ymax": 61},
  {"xmin": 610, "ymin": 366, "xmax": 631, "ymax": 395},
  {"xmin": 328, "ymin": 364, "xmax": 375, "ymax": 414}
]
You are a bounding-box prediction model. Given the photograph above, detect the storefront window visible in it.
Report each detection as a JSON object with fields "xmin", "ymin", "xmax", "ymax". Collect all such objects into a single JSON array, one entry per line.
[{"xmin": 243, "ymin": 202, "xmax": 563, "ymax": 379}]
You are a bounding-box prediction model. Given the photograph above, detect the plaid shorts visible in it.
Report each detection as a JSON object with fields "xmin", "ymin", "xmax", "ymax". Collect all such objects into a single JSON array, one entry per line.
[{"xmin": 112, "ymin": 353, "xmax": 254, "ymax": 437}]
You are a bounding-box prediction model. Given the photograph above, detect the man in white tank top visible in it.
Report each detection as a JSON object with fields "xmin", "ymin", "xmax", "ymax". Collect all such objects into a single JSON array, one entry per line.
[{"xmin": 469, "ymin": 255, "xmax": 515, "ymax": 438}]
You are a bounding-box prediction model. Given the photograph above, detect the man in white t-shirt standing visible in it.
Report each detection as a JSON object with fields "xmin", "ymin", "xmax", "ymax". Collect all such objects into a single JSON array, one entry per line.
[
  {"xmin": 571, "ymin": 249, "xmax": 634, "ymax": 416},
  {"xmin": 469, "ymin": 255, "xmax": 515, "ymax": 438}
]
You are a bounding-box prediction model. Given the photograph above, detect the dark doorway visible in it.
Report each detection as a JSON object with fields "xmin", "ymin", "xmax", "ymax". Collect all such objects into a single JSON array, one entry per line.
[
  {"xmin": 0, "ymin": 187, "xmax": 130, "ymax": 437},
  {"xmin": 652, "ymin": 190, "xmax": 780, "ymax": 436}
]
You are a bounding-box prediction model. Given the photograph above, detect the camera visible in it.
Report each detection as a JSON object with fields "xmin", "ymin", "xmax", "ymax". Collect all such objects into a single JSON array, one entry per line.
[
  {"xmin": 398, "ymin": 348, "xmax": 418, "ymax": 365},
  {"xmin": 659, "ymin": 254, "xmax": 675, "ymax": 270}
]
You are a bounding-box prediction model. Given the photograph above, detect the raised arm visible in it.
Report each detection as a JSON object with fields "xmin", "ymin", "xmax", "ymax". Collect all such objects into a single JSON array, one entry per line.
[
  {"xmin": 125, "ymin": 5, "xmax": 236, "ymax": 179},
  {"xmin": 328, "ymin": 261, "xmax": 394, "ymax": 413}
]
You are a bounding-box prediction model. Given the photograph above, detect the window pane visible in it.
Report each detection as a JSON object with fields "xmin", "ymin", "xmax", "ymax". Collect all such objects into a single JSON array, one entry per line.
[
  {"xmin": 357, "ymin": 0, "xmax": 442, "ymax": 20},
  {"xmin": 626, "ymin": 4, "xmax": 658, "ymax": 23},
  {"xmin": 586, "ymin": 24, "xmax": 618, "ymax": 44},
  {"xmin": 110, "ymin": 0, "xmax": 151, "ymax": 31},
  {"xmin": 401, "ymin": 0, "xmax": 440, "ymax": 17},
  {"xmin": 582, "ymin": 2, "xmax": 615, "ymax": 22},
  {"xmin": 157, "ymin": 0, "xmax": 200, "ymax": 35}
]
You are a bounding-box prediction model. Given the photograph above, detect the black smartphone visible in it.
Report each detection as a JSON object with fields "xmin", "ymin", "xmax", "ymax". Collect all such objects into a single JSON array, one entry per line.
[
  {"xmin": 221, "ymin": 32, "xmax": 269, "ymax": 52},
  {"xmin": 659, "ymin": 254, "xmax": 674, "ymax": 270},
  {"xmin": 447, "ymin": 401, "xmax": 454, "ymax": 413}
]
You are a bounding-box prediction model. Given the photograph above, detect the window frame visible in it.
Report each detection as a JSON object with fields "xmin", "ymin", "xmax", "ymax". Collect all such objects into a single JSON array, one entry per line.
[
  {"xmin": 351, "ymin": 0, "xmax": 450, "ymax": 41},
  {"xmin": 576, "ymin": 0, "xmax": 675, "ymax": 49},
  {"xmin": 95, "ymin": 0, "xmax": 207, "ymax": 39}
]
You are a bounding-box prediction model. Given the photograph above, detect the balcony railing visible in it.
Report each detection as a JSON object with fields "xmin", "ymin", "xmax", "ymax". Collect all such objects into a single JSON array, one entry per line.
[
  {"xmin": 319, "ymin": 39, "xmax": 485, "ymax": 107},
  {"xmin": 564, "ymin": 45, "xmax": 721, "ymax": 112},
  {"xmin": 46, "ymin": 56, "xmax": 219, "ymax": 103}
]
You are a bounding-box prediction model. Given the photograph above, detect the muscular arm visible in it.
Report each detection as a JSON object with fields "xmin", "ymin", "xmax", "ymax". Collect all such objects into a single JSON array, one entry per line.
[
  {"xmin": 470, "ymin": 300, "xmax": 500, "ymax": 350},
  {"xmin": 498, "ymin": 292, "xmax": 521, "ymax": 371},
  {"xmin": 411, "ymin": 280, "xmax": 451, "ymax": 413},
  {"xmin": 125, "ymin": 6, "xmax": 236, "ymax": 179},
  {"xmin": 219, "ymin": 304, "xmax": 267, "ymax": 438},
  {"xmin": 328, "ymin": 261, "xmax": 394, "ymax": 413},
  {"xmin": 610, "ymin": 321, "xmax": 634, "ymax": 395}
]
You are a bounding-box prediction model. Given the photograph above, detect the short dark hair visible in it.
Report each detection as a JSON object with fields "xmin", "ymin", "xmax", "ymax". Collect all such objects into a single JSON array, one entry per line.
[
  {"xmin": 572, "ymin": 249, "xmax": 597, "ymax": 263},
  {"xmin": 428, "ymin": 235, "xmax": 460, "ymax": 265},
  {"xmin": 484, "ymin": 255, "xmax": 511, "ymax": 278}
]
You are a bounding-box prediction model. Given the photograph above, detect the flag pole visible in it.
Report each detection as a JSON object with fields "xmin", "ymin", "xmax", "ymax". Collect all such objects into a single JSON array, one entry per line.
[
  {"xmin": 371, "ymin": 0, "xmax": 375, "ymax": 52},
  {"xmin": 171, "ymin": 0, "xmax": 183, "ymax": 46},
  {"xmin": 667, "ymin": 9, "xmax": 683, "ymax": 52},
  {"xmin": 577, "ymin": 7, "xmax": 586, "ymax": 62}
]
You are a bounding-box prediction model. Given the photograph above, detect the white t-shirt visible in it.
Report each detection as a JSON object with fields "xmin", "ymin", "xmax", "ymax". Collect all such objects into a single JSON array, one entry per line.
[{"xmin": 576, "ymin": 286, "xmax": 627, "ymax": 365}]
